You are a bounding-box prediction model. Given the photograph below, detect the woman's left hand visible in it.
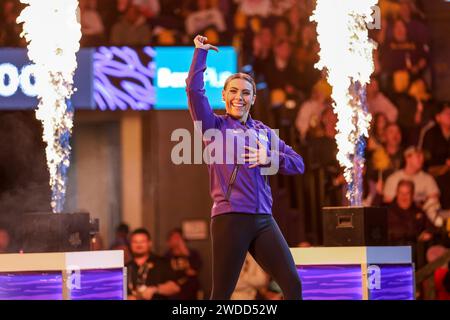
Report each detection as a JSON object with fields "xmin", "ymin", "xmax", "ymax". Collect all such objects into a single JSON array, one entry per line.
[{"xmin": 242, "ymin": 140, "xmax": 270, "ymax": 168}]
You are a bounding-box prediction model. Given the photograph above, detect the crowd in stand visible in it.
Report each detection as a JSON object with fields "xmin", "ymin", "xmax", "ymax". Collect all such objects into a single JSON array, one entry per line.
[{"xmin": 0, "ymin": 0, "xmax": 449, "ymax": 299}]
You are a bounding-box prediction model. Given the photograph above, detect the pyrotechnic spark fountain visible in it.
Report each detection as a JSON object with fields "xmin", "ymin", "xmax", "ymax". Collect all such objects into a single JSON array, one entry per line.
[
  {"xmin": 311, "ymin": 0, "xmax": 377, "ymax": 205},
  {"xmin": 17, "ymin": 0, "xmax": 81, "ymax": 213}
]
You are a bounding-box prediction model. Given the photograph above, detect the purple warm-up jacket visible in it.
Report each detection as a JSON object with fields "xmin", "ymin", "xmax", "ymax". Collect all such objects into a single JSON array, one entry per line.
[{"xmin": 186, "ymin": 48, "xmax": 305, "ymax": 217}]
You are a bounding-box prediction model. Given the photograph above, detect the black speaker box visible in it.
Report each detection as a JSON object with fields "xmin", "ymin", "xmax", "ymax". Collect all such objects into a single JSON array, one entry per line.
[
  {"xmin": 322, "ymin": 206, "xmax": 387, "ymax": 246},
  {"xmin": 19, "ymin": 212, "xmax": 98, "ymax": 253}
]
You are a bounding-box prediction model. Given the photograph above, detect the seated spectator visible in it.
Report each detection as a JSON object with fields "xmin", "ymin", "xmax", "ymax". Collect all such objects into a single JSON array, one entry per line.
[
  {"xmin": 231, "ymin": 253, "xmax": 269, "ymax": 300},
  {"xmin": 261, "ymin": 40, "xmax": 298, "ymax": 94},
  {"xmin": 371, "ymin": 123, "xmax": 404, "ymax": 176},
  {"xmin": 272, "ymin": 17, "xmax": 291, "ymax": 43},
  {"xmin": 367, "ymin": 77, "xmax": 398, "ymax": 123},
  {"xmin": 365, "ymin": 123, "xmax": 404, "ymax": 205},
  {"xmin": 185, "ymin": 0, "xmax": 226, "ymax": 37},
  {"xmin": 110, "ymin": 222, "xmax": 131, "ymax": 265},
  {"xmin": 391, "ymin": 79, "xmax": 434, "ymax": 146},
  {"xmin": 383, "ymin": 146, "xmax": 444, "ymax": 227},
  {"xmin": 286, "ymin": 4, "xmax": 302, "ymax": 44},
  {"xmin": 295, "ymin": 79, "xmax": 332, "ymax": 143},
  {"xmin": 251, "ymin": 26, "xmax": 273, "ymax": 77},
  {"xmin": 164, "ymin": 228, "xmax": 203, "ymax": 300},
  {"xmin": 387, "ymin": 179, "xmax": 434, "ymax": 245},
  {"xmin": 422, "ymin": 101, "xmax": 450, "ymax": 209},
  {"xmin": 110, "ymin": 222, "xmax": 130, "ymax": 248},
  {"xmin": 110, "ymin": 3, "xmax": 152, "ymax": 46},
  {"xmin": 384, "ymin": 146, "xmax": 440, "ymax": 205},
  {"xmin": 0, "ymin": 227, "xmax": 11, "ymax": 253},
  {"xmin": 381, "ymin": 19, "xmax": 428, "ymax": 94},
  {"xmin": 127, "ymin": 228, "xmax": 180, "ymax": 300},
  {"xmin": 396, "ymin": 0, "xmax": 429, "ymax": 47},
  {"xmin": 367, "ymin": 113, "xmax": 389, "ymax": 151},
  {"xmin": 148, "ymin": 0, "xmax": 188, "ymax": 38},
  {"xmin": 292, "ymin": 23, "xmax": 321, "ymax": 96},
  {"xmin": 79, "ymin": 0, "xmax": 106, "ymax": 46},
  {"xmin": 307, "ymin": 108, "xmax": 344, "ymax": 206}
]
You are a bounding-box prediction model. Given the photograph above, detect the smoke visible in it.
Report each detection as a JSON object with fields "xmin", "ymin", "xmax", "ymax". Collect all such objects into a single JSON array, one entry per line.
[{"xmin": 0, "ymin": 111, "xmax": 51, "ymax": 227}]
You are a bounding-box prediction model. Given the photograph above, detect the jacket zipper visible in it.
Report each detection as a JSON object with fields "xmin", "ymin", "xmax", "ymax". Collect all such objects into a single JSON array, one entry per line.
[{"xmin": 225, "ymin": 164, "xmax": 240, "ymax": 201}]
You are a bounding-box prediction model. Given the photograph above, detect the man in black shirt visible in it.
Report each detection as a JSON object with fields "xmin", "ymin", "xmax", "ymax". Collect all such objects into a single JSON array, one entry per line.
[
  {"xmin": 423, "ymin": 102, "xmax": 450, "ymax": 209},
  {"xmin": 127, "ymin": 228, "xmax": 180, "ymax": 300}
]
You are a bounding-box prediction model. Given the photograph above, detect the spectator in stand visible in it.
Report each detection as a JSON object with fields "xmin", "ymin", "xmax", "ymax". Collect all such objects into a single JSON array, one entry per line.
[
  {"xmin": 379, "ymin": 123, "xmax": 404, "ymax": 176},
  {"xmin": 307, "ymin": 107, "xmax": 344, "ymax": 205},
  {"xmin": 367, "ymin": 76, "xmax": 398, "ymax": 123},
  {"xmin": 148, "ymin": 0, "xmax": 189, "ymax": 40},
  {"xmin": 231, "ymin": 253, "xmax": 269, "ymax": 300},
  {"xmin": 383, "ymin": 146, "xmax": 444, "ymax": 227},
  {"xmin": 286, "ymin": 4, "xmax": 303, "ymax": 44},
  {"xmin": 393, "ymin": 78, "xmax": 434, "ymax": 146},
  {"xmin": 292, "ymin": 23, "xmax": 321, "ymax": 97},
  {"xmin": 367, "ymin": 112, "xmax": 389, "ymax": 151},
  {"xmin": 396, "ymin": 0, "xmax": 429, "ymax": 47},
  {"xmin": 164, "ymin": 228, "xmax": 203, "ymax": 300},
  {"xmin": 110, "ymin": 3, "xmax": 152, "ymax": 45},
  {"xmin": 422, "ymin": 101, "xmax": 450, "ymax": 209},
  {"xmin": 387, "ymin": 179, "xmax": 434, "ymax": 245},
  {"xmin": 381, "ymin": 19, "xmax": 428, "ymax": 95},
  {"xmin": 384, "ymin": 146, "xmax": 440, "ymax": 205},
  {"xmin": 295, "ymin": 79, "xmax": 332, "ymax": 143},
  {"xmin": 272, "ymin": 17, "xmax": 291, "ymax": 43},
  {"xmin": 79, "ymin": 0, "xmax": 106, "ymax": 46},
  {"xmin": 127, "ymin": 228, "xmax": 180, "ymax": 300},
  {"xmin": 185, "ymin": 0, "xmax": 226, "ymax": 37},
  {"xmin": 251, "ymin": 26, "xmax": 274, "ymax": 78},
  {"xmin": 262, "ymin": 39, "xmax": 299, "ymax": 99},
  {"xmin": 110, "ymin": 222, "xmax": 131, "ymax": 265},
  {"xmin": 365, "ymin": 123, "xmax": 404, "ymax": 206}
]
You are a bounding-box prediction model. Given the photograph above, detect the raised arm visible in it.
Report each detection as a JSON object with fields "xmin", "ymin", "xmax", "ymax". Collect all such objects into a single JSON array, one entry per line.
[{"xmin": 185, "ymin": 35, "xmax": 220, "ymax": 132}]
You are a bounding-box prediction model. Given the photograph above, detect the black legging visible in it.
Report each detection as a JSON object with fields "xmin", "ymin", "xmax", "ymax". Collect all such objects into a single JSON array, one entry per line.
[{"xmin": 210, "ymin": 213, "xmax": 302, "ymax": 300}]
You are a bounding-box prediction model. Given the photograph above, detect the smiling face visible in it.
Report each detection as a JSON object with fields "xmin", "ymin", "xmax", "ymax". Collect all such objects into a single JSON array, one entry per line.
[{"xmin": 222, "ymin": 77, "xmax": 256, "ymax": 123}]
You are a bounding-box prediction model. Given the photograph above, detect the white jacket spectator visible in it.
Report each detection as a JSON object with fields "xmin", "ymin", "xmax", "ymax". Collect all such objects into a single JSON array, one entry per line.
[
  {"xmin": 384, "ymin": 169, "xmax": 440, "ymax": 204},
  {"xmin": 383, "ymin": 147, "xmax": 440, "ymax": 204}
]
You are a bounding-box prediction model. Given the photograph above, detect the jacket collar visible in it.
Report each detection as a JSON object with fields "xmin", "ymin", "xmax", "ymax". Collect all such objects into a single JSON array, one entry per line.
[{"xmin": 225, "ymin": 113, "xmax": 255, "ymax": 128}]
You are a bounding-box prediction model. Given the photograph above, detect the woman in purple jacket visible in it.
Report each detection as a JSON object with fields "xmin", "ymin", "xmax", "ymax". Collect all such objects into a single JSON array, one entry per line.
[{"xmin": 186, "ymin": 35, "xmax": 304, "ymax": 300}]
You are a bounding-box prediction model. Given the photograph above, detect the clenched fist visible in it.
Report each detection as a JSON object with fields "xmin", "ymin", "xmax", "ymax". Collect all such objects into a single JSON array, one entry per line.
[{"xmin": 193, "ymin": 35, "xmax": 219, "ymax": 52}]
